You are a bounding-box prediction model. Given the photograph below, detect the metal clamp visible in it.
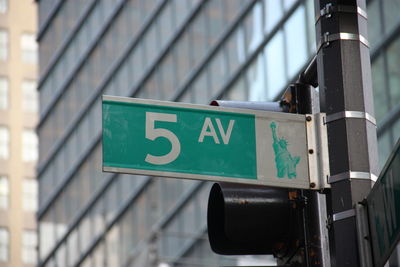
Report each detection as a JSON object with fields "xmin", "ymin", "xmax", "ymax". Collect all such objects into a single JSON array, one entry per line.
[
  {"xmin": 316, "ymin": 3, "xmax": 368, "ymax": 22},
  {"xmin": 324, "ymin": 111, "xmax": 376, "ymax": 126},
  {"xmin": 333, "ymin": 209, "xmax": 356, "ymax": 222},
  {"xmin": 317, "ymin": 32, "xmax": 369, "ymax": 52},
  {"xmin": 328, "ymin": 171, "xmax": 378, "ymax": 184}
]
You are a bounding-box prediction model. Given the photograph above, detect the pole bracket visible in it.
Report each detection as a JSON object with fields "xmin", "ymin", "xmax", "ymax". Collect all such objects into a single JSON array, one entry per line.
[
  {"xmin": 317, "ymin": 32, "xmax": 369, "ymax": 52},
  {"xmin": 316, "ymin": 3, "xmax": 367, "ymax": 22},
  {"xmin": 328, "ymin": 171, "xmax": 378, "ymax": 184},
  {"xmin": 333, "ymin": 209, "xmax": 356, "ymax": 222},
  {"xmin": 324, "ymin": 111, "xmax": 376, "ymax": 126}
]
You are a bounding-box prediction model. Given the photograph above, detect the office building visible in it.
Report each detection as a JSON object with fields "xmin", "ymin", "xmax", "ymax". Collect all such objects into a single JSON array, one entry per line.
[
  {"xmin": 37, "ymin": 0, "xmax": 400, "ymax": 266},
  {"xmin": 0, "ymin": 0, "xmax": 39, "ymax": 267}
]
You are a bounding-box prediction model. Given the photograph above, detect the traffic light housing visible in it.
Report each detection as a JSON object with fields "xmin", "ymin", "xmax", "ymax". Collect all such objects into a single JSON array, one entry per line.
[{"xmin": 207, "ymin": 182, "xmax": 303, "ymax": 256}]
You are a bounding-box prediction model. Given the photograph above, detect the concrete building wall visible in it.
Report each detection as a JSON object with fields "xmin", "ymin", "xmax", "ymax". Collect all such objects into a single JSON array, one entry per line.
[{"xmin": 0, "ymin": 0, "xmax": 38, "ymax": 266}]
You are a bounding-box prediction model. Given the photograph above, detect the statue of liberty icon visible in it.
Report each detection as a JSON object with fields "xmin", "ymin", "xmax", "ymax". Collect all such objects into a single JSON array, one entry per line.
[{"xmin": 270, "ymin": 122, "xmax": 300, "ymax": 179}]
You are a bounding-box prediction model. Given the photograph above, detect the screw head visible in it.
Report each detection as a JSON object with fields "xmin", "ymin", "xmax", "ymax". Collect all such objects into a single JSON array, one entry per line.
[
  {"xmin": 310, "ymin": 182, "xmax": 316, "ymax": 188},
  {"xmin": 309, "ymin": 149, "xmax": 314, "ymax": 154},
  {"xmin": 306, "ymin": 116, "xmax": 312, "ymax": 122}
]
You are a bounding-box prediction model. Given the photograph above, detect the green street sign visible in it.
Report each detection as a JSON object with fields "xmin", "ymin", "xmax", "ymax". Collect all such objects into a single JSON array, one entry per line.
[
  {"xmin": 102, "ymin": 96, "xmax": 320, "ymax": 189},
  {"xmin": 367, "ymin": 139, "xmax": 400, "ymax": 267}
]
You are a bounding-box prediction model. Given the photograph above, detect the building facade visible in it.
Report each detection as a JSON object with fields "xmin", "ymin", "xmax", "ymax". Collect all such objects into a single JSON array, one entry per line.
[
  {"xmin": 0, "ymin": 0, "xmax": 39, "ymax": 267},
  {"xmin": 37, "ymin": 0, "xmax": 400, "ymax": 266}
]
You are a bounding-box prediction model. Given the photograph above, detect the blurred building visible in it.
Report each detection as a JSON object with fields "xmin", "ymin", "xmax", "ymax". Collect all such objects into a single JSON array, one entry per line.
[
  {"xmin": 0, "ymin": 0, "xmax": 39, "ymax": 267},
  {"xmin": 37, "ymin": 0, "xmax": 400, "ymax": 266}
]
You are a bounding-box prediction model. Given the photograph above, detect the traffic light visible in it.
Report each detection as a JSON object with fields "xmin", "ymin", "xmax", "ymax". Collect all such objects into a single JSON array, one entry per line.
[{"xmin": 207, "ymin": 182, "xmax": 304, "ymax": 256}]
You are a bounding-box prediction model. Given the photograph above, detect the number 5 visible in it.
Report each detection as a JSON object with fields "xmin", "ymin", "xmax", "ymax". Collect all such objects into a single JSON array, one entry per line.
[{"xmin": 145, "ymin": 112, "xmax": 181, "ymax": 165}]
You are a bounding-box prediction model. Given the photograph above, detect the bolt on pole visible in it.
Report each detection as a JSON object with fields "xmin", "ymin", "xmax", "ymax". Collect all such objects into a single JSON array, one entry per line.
[{"xmin": 314, "ymin": 0, "xmax": 379, "ymax": 266}]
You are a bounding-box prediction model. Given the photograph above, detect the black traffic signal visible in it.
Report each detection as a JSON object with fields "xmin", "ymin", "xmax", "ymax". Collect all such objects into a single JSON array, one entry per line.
[{"xmin": 207, "ymin": 182, "xmax": 303, "ymax": 256}]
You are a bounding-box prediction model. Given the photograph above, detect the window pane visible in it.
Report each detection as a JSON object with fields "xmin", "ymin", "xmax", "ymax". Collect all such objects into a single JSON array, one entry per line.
[
  {"xmin": 22, "ymin": 80, "xmax": 38, "ymax": 112},
  {"xmin": 367, "ymin": 0, "xmax": 381, "ymax": 48},
  {"xmin": 0, "ymin": 0, "xmax": 7, "ymax": 13},
  {"xmin": 0, "ymin": 30, "xmax": 8, "ymax": 61},
  {"xmin": 0, "ymin": 126, "xmax": 9, "ymax": 159},
  {"xmin": 22, "ymin": 129, "xmax": 38, "ymax": 162},
  {"xmin": 21, "ymin": 33, "xmax": 38, "ymax": 64},
  {"xmin": 0, "ymin": 77, "xmax": 8, "ymax": 109},
  {"xmin": 0, "ymin": 227, "xmax": 9, "ymax": 261},
  {"xmin": 226, "ymin": 27, "xmax": 246, "ymax": 74},
  {"xmin": 225, "ymin": 74, "xmax": 247, "ymax": 101},
  {"xmin": 372, "ymin": 56, "xmax": 388, "ymax": 123},
  {"xmin": 264, "ymin": 30, "xmax": 286, "ymax": 100},
  {"xmin": 264, "ymin": 0, "xmax": 283, "ymax": 33},
  {"xmin": 244, "ymin": 2, "xmax": 263, "ymax": 54},
  {"xmin": 378, "ymin": 130, "xmax": 391, "ymax": 170},
  {"xmin": 248, "ymin": 53, "xmax": 266, "ymax": 101},
  {"xmin": 285, "ymin": 5, "xmax": 307, "ymax": 79},
  {"xmin": 383, "ymin": 0, "xmax": 400, "ymax": 34},
  {"xmin": 23, "ymin": 179, "xmax": 38, "ymax": 212},
  {"xmin": 0, "ymin": 176, "xmax": 8, "ymax": 209},
  {"xmin": 387, "ymin": 37, "xmax": 400, "ymax": 109},
  {"xmin": 22, "ymin": 230, "xmax": 38, "ymax": 264}
]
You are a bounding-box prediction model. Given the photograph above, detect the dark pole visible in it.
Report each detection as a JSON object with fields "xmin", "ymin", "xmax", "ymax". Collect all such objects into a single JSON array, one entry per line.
[{"xmin": 314, "ymin": 1, "xmax": 378, "ymax": 266}]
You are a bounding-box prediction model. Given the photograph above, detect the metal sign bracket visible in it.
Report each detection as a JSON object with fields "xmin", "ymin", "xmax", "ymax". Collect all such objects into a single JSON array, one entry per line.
[{"xmin": 306, "ymin": 113, "xmax": 331, "ymax": 190}]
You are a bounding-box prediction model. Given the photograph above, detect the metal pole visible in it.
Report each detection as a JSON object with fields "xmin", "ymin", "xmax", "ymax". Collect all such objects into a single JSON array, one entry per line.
[{"xmin": 314, "ymin": 0, "xmax": 379, "ymax": 266}]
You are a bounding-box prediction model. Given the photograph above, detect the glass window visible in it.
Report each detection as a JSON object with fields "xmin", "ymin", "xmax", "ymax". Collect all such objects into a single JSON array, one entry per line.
[
  {"xmin": 244, "ymin": 2, "xmax": 263, "ymax": 54},
  {"xmin": 264, "ymin": 0, "xmax": 283, "ymax": 33},
  {"xmin": 0, "ymin": 175, "xmax": 8, "ymax": 209},
  {"xmin": 206, "ymin": 0, "xmax": 224, "ymax": 46},
  {"xmin": 378, "ymin": 130, "xmax": 391, "ymax": 170},
  {"xmin": 226, "ymin": 27, "xmax": 246, "ymax": 74},
  {"xmin": 0, "ymin": 126, "xmax": 9, "ymax": 159},
  {"xmin": 190, "ymin": 10, "xmax": 208, "ymax": 67},
  {"xmin": 23, "ymin": 179, "xmax": 38, "ymax": 212},
  {"xmin": 225, "ymin": 74, "xmax": 247, "ymax": 101},
  {"xmin": 383, "ymin": 0, "xmax": 400, "ymax": 34},
  {"xmin": 174, "ymin": 31, "xmax": 190, "ymax": 87},
  {"xmin": 264, "ymin": 30, "xmax": 286, "ymax": 100},
  {"xmin": 191, "ymin": 70, "xmax": 209, "ymax": 104},
  {"xmin": 372, "ymin": 56, "xmax": 388, "ymax": 123},
  {"xmin": 22, "ymin": 80, "xmax": 38, "ymax": 112},
  {"xmin": 0, "ymin": 0, "xmax": 7, "ymax": 13},
  {"xmin": 0, "ymin": 227, "xmax": 9, "ymax": 261},
  {"xmin": 159, "ymin": 53, "xmax": 177, "ymax": 98},
  {"xmin": 22, "ymin": 230, "xmax": 37, "ymax": 264},
  {"xmin": 248, "ymin": 53, "xmax": 267, "ymax": 101},
  {"xmin": 209, "ymin": 50, "xmax": 227, "ymax": 96},
  {"xmin": 158, "ymin": 3, "xmax": 174, "ymax": 48},
  {"xmin": 22, "ymin": 129, "xmax": 38, "ymax": 162},
  {"xmin": 0, "ymin": 77, "xmax": 8, "ymax": 109},
  {"xmin": 21, "ymin": 33, "xmax": 38, "ymax": 64},
  {"xmin": 106, "ymin": 225, "xmax": 120, "ymax": 266},
  {"xmin": 387, "ymin": 37, "xmax": 400, "ymax": 109},
  {"xmin": 285, "ymin": 5, "xmax": 307, "ymax": 79},
  {"xmin": 55, "ymin": 243, "xmax": 66, "ymax": 267},
  {"xmin": 0, "ymin": 30, "xmax": 7, "ymax": 61},
  {"xmin": 67, "ymin": 230, "xmax": 78, "ymax": 266},
  {"xmin": 39, "ymin": 211, "xmax": 55, "ymax": 261},
  {"xmin": 367, "ymin": 0, "xmax": 381, "ymax": 48},
  {"xmin": 393, "ymin": 118, "xmax": 400, "ymax": 148}
]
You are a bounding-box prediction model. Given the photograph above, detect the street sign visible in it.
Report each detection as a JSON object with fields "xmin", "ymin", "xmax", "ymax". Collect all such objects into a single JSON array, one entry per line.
[
  {"xmin": 367, "ymin": 139, "xmax": 400, "ymax": 267},
  {"xmin": 102, "ymin": 95, "xmax": 315, "ymax": 189}
]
